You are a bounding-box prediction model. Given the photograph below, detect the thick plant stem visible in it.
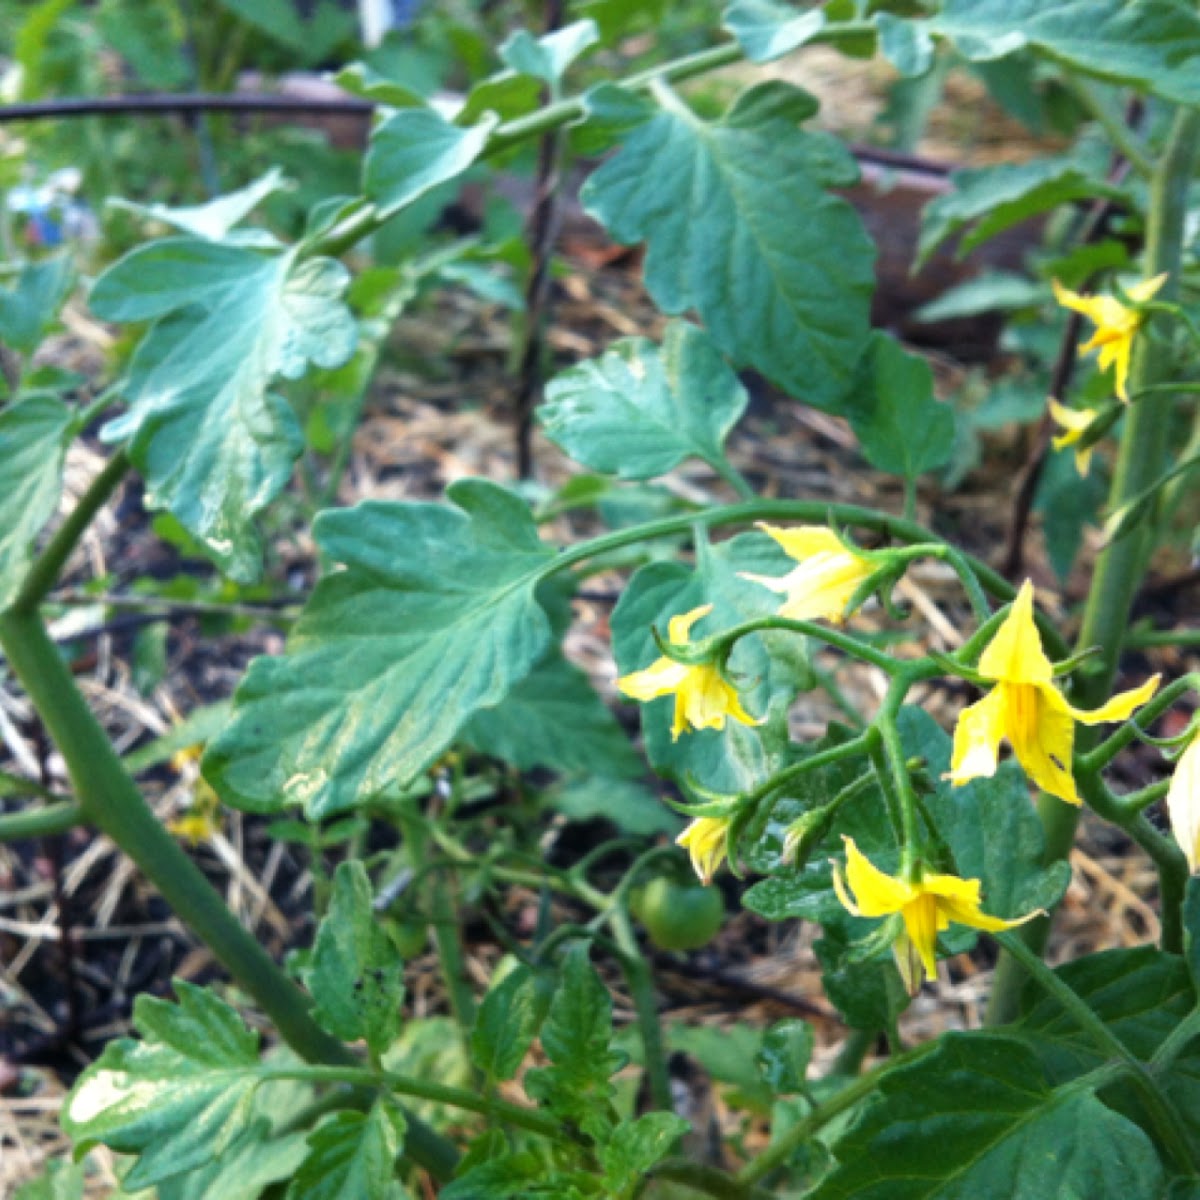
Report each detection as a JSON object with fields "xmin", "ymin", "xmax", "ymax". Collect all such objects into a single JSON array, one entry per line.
[
  {"xmin": 0, "ymin": 800, "xmax": 83, "ymax": 840},
  {"xmin": 610, "ymin": 906, "xmax": 674, "ymax": 1112},
  {"xmin": 0, "ymin": 610, "xmax": 460, "ymax": 1180},
  {"xmin": 988, "ymin": 106, "xmax": 1200, "ymax": 1026}
]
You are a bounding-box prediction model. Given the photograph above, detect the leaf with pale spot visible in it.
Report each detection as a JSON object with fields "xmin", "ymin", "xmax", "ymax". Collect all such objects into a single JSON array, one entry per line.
[
  {"xmin": 204, "ymin": 481, "xmax": 556, "ymax": 817},
  {"xmin": 91, "ymin": 240, "xmax": 355, "ymax": 580}
]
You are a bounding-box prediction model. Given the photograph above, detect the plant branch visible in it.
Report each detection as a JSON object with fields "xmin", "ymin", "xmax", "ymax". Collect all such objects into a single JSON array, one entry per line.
[{"xmin": 0, "ymin": 800, "xmax": 84, "ymax": 840}]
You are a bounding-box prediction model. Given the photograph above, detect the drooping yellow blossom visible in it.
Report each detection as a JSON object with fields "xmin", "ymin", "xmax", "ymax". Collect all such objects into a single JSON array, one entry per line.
[
  {"xmin": 832, "ymin": 836, "xmax": 1039, "ymax": 994},
  {"xmin": 740, "ymin": 525, "xmax": 876, "ymax": 623},
  {"xmin": 677, "ymin": 816, "xmax": 730, "ymax": 885},
  {"xmin": 1167, "ymin": 734, "xmax": 1200, "ymax": 874},
  {"xmin": 618, "ymin": 604, "xmax": 761, "ymax": 740},
  {"xmin": 1052, "ymin": 273, "xmax": 1167, "ymax": 401},
  {"xmin": 167, "ymin": 778, "xmax": 222, "ymax": 845},
  {"xmin": 1048, "ymin": 399, "xmax": 1098, "ymax": 476},
  {"xmin": 947, "ymin": 580, "xmax": 1159, "ymax": 805}
]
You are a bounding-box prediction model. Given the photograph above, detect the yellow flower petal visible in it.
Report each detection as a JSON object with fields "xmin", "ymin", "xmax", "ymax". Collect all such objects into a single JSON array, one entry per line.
[
  {"xmin": 900, "ymin": 892, "xmax": 941, "ymax": 983},
  {"xmin": 947, "ymin": 687, "xmax": 1008, "ymax": 786},
  {"xmin": 741, "ymin": 524, "xmax": 875, "ymax": 624},
  {"xmin": 1009, "ymin": 682, "xmax": 1081, "ymax": 806},
  {"xmin": 840, "ymin": 836, "xmax": 914, "ymax": 916},
  {"xmin": 1128, "ymin": 272, "xmax": 1168, "ymax": 303},
  {"xmin": 755, "ymin": 523, "xmax": 847, "ymax": 561},
  {"xmin": 677, "ymin": 816, "xmax": 730, "ymax": 885},
  {"xmin": 668, "ymin": 604, "xmax": 713, "ymax": 645},
  {"xmin": 1065, "ymin": 673, "xmax": 1160, "ymax": 726},
  {"xmin": 1167, "ymin": 735, "xmax": 1200, "ymax": 874},
  {"xmin": 618, "ymin": 656, "xmax": 690, "ymax": 702},
  {"xmin": 977, "ymin": 581, "xmax": 1054, "ymax": 684}
]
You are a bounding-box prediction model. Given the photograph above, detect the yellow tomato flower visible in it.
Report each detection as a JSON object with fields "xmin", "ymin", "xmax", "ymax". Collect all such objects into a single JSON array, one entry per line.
[
  {"xmin": 167, "ymin": 779, "xmax": 222, "ymax": 845},
  {"xmin": 1048, "ymin": 398, "xmax": 1098, "ymax": 476},
  {"xmin": 832, "ymin": 836, "xmax": 1039, "ymax": 994},
  {"xmin": 618, "ymin": 604, "xmax": 761, "ymax": 740},
  {"xmin": 1052, "ymin": 273, "xmax": 1167, "ymax": 401},
  {"xmin": 1167, "ymin": 734, "xmax": 1200, "ymax": 874},
  {"xmin": 740, "ymin": 525, "xmax": 876, "ymax": 623},
  {"xmin": 677, "ymin": 816, "xmax": 730, "ymax": 885},
  {"xmin": 947, "ymin": 581, "xmax": 1159, "ymax": 805}
]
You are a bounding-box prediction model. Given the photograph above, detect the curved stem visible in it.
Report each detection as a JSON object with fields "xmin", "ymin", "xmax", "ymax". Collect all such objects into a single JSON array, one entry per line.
[
  {"xmin": 260, "ymin": 1064, "xmax": 564, "ymax": 1139},
  {"xmin": 1079, "ymin": 674, "xmax": 1200, "ymax": 773},
  {"xmin": 737, "ymin": 730, "xmax": 875, "ymax": 812},
  {"xmin": 546, "ymin": 500, "xmax": 1069, "ymax": 659},
  {"xmin": 6, "ymin": 450, "xmax": 130, "ymax": 616},
  {"xmin": 712, "ymin": 616, "xmax": 899, "ymax": 673},
  {"xmin": 0, "ymin": 610, "xmax": 459, "ymax": 1178}
]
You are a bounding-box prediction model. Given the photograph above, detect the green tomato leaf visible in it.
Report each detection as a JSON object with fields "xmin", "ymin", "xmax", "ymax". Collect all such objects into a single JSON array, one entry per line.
[
  {"xmin": 92, "ymin": 240, "xmax": 355, "ymax": 581},
  {"xmin": 756, "ymin": 1019, "xmax": 814, "ymax": 1094},
  {"xmin": 1035, "ymin": 448, "xmax": 1107, "ymax": 582},
  {"xmin": 814, "ymin": 927, "xmax": 910, "ymax": 1032},
  {"xmin": 471, "ymin": 963, "xmax": 555, "ymax": 1082},
  {"xmin": 159, "ymin": 1121, "xmax": 310, "ymax": 1200},
  {"xmin": 876, "ymin": 13, "xmax": 935, "ymax": 77},
  {"xmin": 463, "ymin": 648, "xmax": 640, "ymax": 777},
  {"xmin": 499, "ymin": 19, "xmax": 599, "ymax": 83},
  {"xmin": 524, "ymin": 944, "xmax": 625, "ymax": 1140},
  {"xmin": 721, "ymin": 0, "xmax": 825, "ymax": 62},
  {"xmin": 581, "ymin": 82, "xmax": 874, "ymax": 412},
  {"xmin": 847, "ymin": 333, "xmax": 955, "ymax": 482},
  {"xmin": 601, "ymin": 1112, "xmax": 690, "ymax": 1196},
  {"xmin": 365, "ymin": 106, "xmax": 498, "ymax": 220},
  {"xmin": 932, "ymin": 0, "xmax": 1200, "ymax": 107},
  {"xmin": 812, "ymin": 1032, "xmax": 1165, "ymax": 1200},
  {"xmin": 0, "ymin": 393, "xmax": 73, "ymax": 610},
  {"xmin": 898, "ymin": 707, "xmax": 1072, "ymax": 919},
  {"xmin": 204, "ymin": 480, "xmax": 556, "ymax": 817},
  {"xmin": 61, "ymin": 981, "xmax": 266, "ymax": 1190},
  {"xmin": 919, "ymin": 148, "xmax": 1121, "ymax": 265},
  {"xmin": 540, "ymin": 320, "xmax": 748, "ymax": 481},
  {"xmin": 0, "ymin": 256, "xmax": 74, "ymax": 354},
  {"xmin": 305, "ymin": 861, "xmax": 404, "ymax": 1057},
  {"xmin": 1017, "ymin": 947, "xmax": 1193, "ymax": 1082},
  {"xmin": 109, "ymin": 168, "xmax": 288, "ymax": 242},
  {"xmin": 288, "ymin": 1100, "xmax": 407, "ymax": 1200},
  {"xmin": 332, "ymin": 62, "xmax": 426, "ymax": 108}
]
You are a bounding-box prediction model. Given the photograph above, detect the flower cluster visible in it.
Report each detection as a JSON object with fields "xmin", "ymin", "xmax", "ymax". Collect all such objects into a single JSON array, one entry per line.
[{"xmin": 615, "ymin": 524, "xmax": 1180, "ymax": 992}]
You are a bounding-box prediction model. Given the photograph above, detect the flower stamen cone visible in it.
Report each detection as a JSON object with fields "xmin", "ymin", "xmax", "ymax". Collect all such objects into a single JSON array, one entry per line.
[
  {"xmin": 677, "ymin": 815, "xmax": 731, "ymax": 885},
  {"xmin": 832, "ymin": 836, "xmax": 1041, "ymax": 995},
  {"xmin": 1052, "ymin": 273, "xmax": 1167, "ymax": 401},
  {"xmin": 739, "ymin": 524, "xmax": 876, "ymax": 623},
  {"xmin": 617, "ymin": 604, "xmax": 762, "ymax": 740},
  {"xmin": 946, "ymin": 580, "xmax": 1159, "ymax": 804},
  {"xmin": 1167, "ymin": 734, "xmax": 1200, "ymax": 874}
]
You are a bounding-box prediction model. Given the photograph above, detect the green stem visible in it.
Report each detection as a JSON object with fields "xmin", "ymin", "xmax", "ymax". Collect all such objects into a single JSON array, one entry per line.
[
  {"xmin": 737, "ymin": 730, "xmax": 875, "ymax": 812},
  {"xmin": 0, "ymin": 610, "xmax": 459, "ymax": 1179},
  {"xmin": 609, "ymin": 906, "xmax": 673, "ymax": 1113},
  {"xmin": 737, "ymin": 1043, "xmax": 937, "ymax": 1186},
  {"xmin": 261, "ymin": 1064, "xmax": 563, "ymax": 1139},
  {"xmin": 6, "ymin": 450, "xmax": 130, "ymax": 616},
  {"xmin": 712, "ymin": 616, "xmax": 899, "ymax": 673},
  {"xmin": 545, "ymin": 500, "xmax": 1067, "ymax": 657},
  {"xmin": 988, "ymin": 105, "xmax": 1200, "ymax": 1026},
  {"xmin": 1080, "ymin": 674, "xmax": 1200, "ymax": 773},
  {"xmin": 1067, "ymin": 77, "xmax": 1155, "ymax": 178},
  {"xmin": 1125, "ymin": 627, "xmax": 1200, "ymax": 651},
  {"xmin": 995, "ymin": 932, "xmax": 1197, "ymax": 1173},
  {"xmin": 0, "ymin": 800, "xmax": 83, "ymax": 840}
]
